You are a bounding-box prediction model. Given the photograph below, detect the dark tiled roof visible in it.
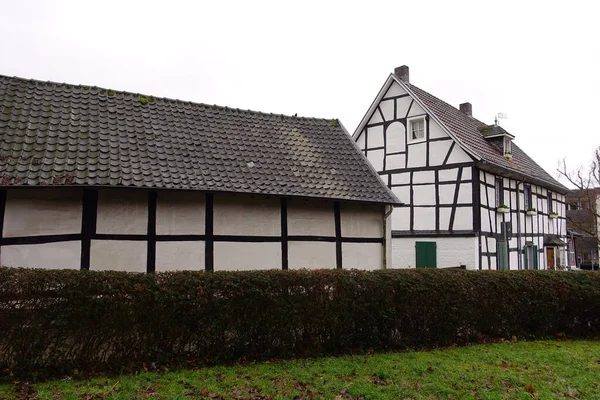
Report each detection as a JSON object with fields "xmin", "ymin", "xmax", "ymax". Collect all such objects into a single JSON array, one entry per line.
[
  {"xmin": 405, "ymin": 82, "xmax": 568, "ymax": 193},
  {"xmin": 0, "ymin": 75, "xmax": 398, "ymax": 204}
]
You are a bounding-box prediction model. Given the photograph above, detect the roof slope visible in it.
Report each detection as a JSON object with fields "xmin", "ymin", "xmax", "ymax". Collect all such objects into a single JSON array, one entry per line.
[
  {"xmin": 400, "ymin": 79, "xmax": 568, "ymax": 193},
  {"xmin": 0, "ymin": 75, "xmax": 398, "ymax": 204}
]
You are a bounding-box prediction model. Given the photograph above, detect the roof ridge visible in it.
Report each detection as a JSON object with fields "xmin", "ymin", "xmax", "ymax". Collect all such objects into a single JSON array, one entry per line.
[{"xmin": 0, "ymin": 73, "xmax": 338, "ymax": 123}]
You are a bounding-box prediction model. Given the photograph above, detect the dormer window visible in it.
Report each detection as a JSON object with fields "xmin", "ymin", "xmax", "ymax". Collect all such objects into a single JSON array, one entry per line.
[
  {"xmin": 503, "ymin": 137, "xmax": 512, "ymax": 158},
  {"xmin": 408, "ymin": 116, "xmax": 426, "ymax": 142}
]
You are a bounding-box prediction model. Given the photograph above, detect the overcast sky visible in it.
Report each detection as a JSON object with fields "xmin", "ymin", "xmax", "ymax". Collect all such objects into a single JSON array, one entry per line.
[{"xmin": 2, "ymin": 1, "xmax": 599, "ymax": 184}]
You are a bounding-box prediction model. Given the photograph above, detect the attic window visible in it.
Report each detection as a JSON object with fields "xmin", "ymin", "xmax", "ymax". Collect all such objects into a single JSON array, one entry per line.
[
  {"xmin": 408, "ymin": 116, "xmax": 426, "ymax": 142},
  {"xmin": 503, "ymin": 137, "xmax": 512, "ymax": 156}
]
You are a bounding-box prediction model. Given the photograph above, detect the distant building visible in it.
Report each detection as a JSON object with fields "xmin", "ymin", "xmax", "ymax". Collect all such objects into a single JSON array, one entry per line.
[
  {"xmin": 354, "ymin": 65, "xmax": 569, "ymax": 270},
  {"xmin": 567, "ymin": 188, "xmax": 600, "ymax": 269}
]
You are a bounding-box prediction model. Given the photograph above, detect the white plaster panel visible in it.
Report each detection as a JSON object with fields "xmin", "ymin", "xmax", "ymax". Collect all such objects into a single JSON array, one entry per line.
[
  {"xmin": 386, "ymin": 154, "xmax": 405, "ymax": 170},
  {"xmin": 391, "ymin": 186, "xmax": 410, "ymax": 205},
  {"xmin": 407, "ymin": 102, "xmax": 426, "ymax": 117},
  {"xmin": 96, "ymin": 189, "xmax": 147, "ymax": 235},
  {"xmin": 341, "ymin": 203, "xmax": 382, "ymax": 238},
  {"xmin": 439, "ymin": 207, "xmax": 452, "ymax": 231},
  {"xmin": 391, "ymin": 237, "xmax": 478, "ymax": 269},
  {"xmin": 2, "ymin": 241, "xmax": 80, "ymax": 269},
  {"xmin": 445, "ymin": 145, "xmax": 472, "ymax": 164},
  {"xmin": 288, "ymin": 241, "xmax": 336, "ymax": 269},
  {"xmin": 342, "ymin": 243, "xmax": 383, "ymax": 270},
  {"xmin": 428, "ymin": 120, "xmax": 448, "ymax": 139},
  {"xmin": 481, "ymin": 209, "xmax": 490, "ymax": 232},
  {"xmin": 396, "ymin": 97, "xmax": 412, "ymax": 118},
  {"xmin": 462, "ymin": 167, "xmax": 472, "ymax": 181},
  {"xmin": 90, "ymin": 240, "xmax": 146, "ymax": 272},
  {"xmin": 155, "ymin": 241, "xmax": 204, "ymax": 271},
  {"xmin": 392, "ymin": 172, "xmax": 410, "ymax": 185},
  {"xmin": 457, "ymin": 183, "xmax": 472, "ymax": 204},
  {"xmin": 367, "ymin": 125, "xmax": 384, "ymax": 148},
  {"xmin": 368, "ymin": 110, "xmax": 383, "ymax": 125},
  {"xmin": 452, "ymin": 208, "xmax": 473, "ymax": 230},
  {"xmin": 413, "ymin": 171, "xmax": 435, "ymax": 184},
  {"xmin": 439, "ymin": 168, "xmax": 458, "ymax": 182},
  {"xmin": 383, "ymin": 82, "xmax": 407, "ymax": 98},
  {"xmin": 413, "ymin": 185, "xmax": 435, "ymax": 205},
  {"xmin": 429, "ymin": 140, "xmax": 453, "ymax": 166},
  {"xmin": 391, "ymin": 206, "xmax": 410, "ymax": 229},
  {"xmin": 287, "ymin": 199, "xmax": 335, "ymax": 236},
  {"xmin": 4, "ymin": 188, "xmax": 82, "ymax": 237},
  {"xmin": 439, "ymin": 184, "xmax": 456, "ymax": 204},
  {"xmin": 213, "ymin": 195, "xmax": 280, "ymax": 236},
  {"xmin": 407, "ymin": 142, "xmax": 427, "ymax": 168},
  {"xmin": 413, "ymin": 207, "xmax": 435, "ymax": 230},
  {"xmin": 367, "ymin": 149, "xmax": 384, "ymax": 171},
  {"xmin": 214, "ymin": 242, "xmax": 280, "ymax": 271},
  {"xmin": 379, "ymin": 100, "xmax": 395, "ymax": 122},
  {"xmin": 355, "ymin": 130, "xmax": 366, "ymax": 150},
  {"xmin": 156, "ymin": 191, "xmax": 205, "ymax": 235},
  {"xmin": 385, "ymin": 122, "xmax": 406, "ymax": 153}
]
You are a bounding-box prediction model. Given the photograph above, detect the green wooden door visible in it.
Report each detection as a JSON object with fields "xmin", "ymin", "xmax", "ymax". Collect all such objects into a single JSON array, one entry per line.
[
  {"xmin": 497, "ymin": 241, "xmax": 508, "ymax": 270},
  {"xmin": 416, "ymin": 241, "xmax": 436, "ymax": 268},
  {"xmin": 533, "ymin": 245, "xmax": 538, "ymax": 270}
]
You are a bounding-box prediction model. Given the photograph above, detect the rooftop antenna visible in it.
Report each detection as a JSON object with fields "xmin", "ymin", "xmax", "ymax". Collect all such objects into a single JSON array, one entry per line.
[{"xmin": 495, "ymin": 112, "xmax": 508, "ymax": 126}]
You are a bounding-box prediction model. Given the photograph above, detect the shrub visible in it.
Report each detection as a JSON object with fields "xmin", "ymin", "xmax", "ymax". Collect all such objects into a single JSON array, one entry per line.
[{"xmin": 0, "ymin": 268, "xmax": 599, "ymax": 379}]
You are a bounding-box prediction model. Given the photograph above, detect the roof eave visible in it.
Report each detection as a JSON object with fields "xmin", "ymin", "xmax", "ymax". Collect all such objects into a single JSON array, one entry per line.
[{"xmin": 477, "ymin": 160, "xmax": 570, "ymax": 194}]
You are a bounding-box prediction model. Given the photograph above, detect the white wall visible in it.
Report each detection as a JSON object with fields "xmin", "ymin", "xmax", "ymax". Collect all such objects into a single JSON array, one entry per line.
[
  {"xmin": 342, "ymin": 242, "xmax": 383, "ymax": 270},
  {"xmin": 3, "ymin": 188, "xmax": 82, "ymax": 237},
  {"xmin": 214, "ymin": 195, "xmax": 280, "ymax": 236},
  {"xmin": 90, "ymin": 240, "xmax": 147, "ymax": 272},
  {"xmin": 0, "ymin": 189, "xmax": 386, "ymax": 271},
  {"xmin": 288, "ymin": 241, "xmax": 336, "ymax": 269},
  {"xmin": 2, "ymin": 241, "xmax": 81, "ymax": 269},
  {"xmin": 341, "ymin": 203, "xmax": 383, "ymax": 238},
  {"xmin": 391, "ymin": 236, "xmax": 479, "ymax": 269},
  {"xmin": 156, "ymin": 191, "xmax": 205, "ymax": 235},
  {"xmin": 96, "ymin": 189, "xmax": 147, "ymax": 234},
  {"xmin": 287, "ymin": 199, "xmax": 334, "ymax": 236},
  {"xmin": 156, "ymin": 241, "xmax": 204, "ymax": 271},
  {"xmin": 214, "ymin": 242, "xmax": 281, "ymax": 270}
]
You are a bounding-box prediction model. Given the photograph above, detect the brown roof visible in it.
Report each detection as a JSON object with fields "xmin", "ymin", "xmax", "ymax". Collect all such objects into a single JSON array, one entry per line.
[
  {"xmin": 404, "ymin": 81, "xmax": 569, "ymax": 193},
  {"xmin": 0, "ymin": 75, "xmax": 399, "ymax": 204}
]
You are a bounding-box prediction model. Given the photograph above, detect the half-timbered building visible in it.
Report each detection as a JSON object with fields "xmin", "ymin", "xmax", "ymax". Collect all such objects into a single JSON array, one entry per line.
[
  {"xmin": 0, "ymin": 75, "xmax": 399, "ymax": 272},
  {"xmin": 354, "ymin": 65, "xmax": 569, "ymax": 270}
]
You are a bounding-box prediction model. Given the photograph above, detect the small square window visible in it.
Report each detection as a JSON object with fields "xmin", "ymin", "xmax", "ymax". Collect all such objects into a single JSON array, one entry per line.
[{"xmin": 408, "ymin": 117, "xmax": 425, "ymax": 141}]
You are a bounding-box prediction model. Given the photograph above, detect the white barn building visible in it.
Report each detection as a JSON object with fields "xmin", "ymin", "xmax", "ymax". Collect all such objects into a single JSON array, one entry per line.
[
  {"xmin": 0, "ymin": 75, "xmax": 399, "ymax": 272},
  {"xmin": 354, "ymin": 66, "xmax": 569, "ymax": 270}
]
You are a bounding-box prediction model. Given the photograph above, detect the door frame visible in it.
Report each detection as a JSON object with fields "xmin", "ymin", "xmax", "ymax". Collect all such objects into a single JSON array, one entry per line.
[{"xmin": 546, "ymin": 247, "xmax": 556, "ymax": 270}]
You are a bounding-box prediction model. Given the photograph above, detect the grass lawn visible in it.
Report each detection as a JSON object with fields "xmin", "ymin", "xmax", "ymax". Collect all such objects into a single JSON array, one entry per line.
[{"xmin": 1, "ymin": 340, "xmax": 599, "ymax": 399}]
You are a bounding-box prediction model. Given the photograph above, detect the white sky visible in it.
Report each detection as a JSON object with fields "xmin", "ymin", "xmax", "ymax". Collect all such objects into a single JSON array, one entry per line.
[{"xmin": 1, "ymin": 0, "xmax": 599, "ymax": 184}]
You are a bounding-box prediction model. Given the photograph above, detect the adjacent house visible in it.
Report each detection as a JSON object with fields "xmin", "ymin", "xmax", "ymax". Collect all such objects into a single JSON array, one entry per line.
[
  {"xmin": 0, "ymin": 75, "xmax": 399, "ymax": 272},
  {"xmin": 353, "ymin": 66, "xmax": 569, "ymax": 270},
  {"xmin": 566, "ymin": 188, "xmax": 600, "ymax": 269}
]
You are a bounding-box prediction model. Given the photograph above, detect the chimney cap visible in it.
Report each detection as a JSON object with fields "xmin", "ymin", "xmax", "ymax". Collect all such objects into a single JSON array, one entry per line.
[
  {"xmin": 394, "ymin": 65, "xmax": 409, "ymax": 83},
  {"xmin": 459, "ymin": 102, "xmax": 472, "ymax": 117}
]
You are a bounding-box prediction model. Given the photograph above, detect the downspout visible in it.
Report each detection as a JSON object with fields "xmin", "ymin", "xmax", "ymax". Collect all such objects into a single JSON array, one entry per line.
[{"xmin": 382, "ymin": 205, "xmax": 394, "ymax": 269}]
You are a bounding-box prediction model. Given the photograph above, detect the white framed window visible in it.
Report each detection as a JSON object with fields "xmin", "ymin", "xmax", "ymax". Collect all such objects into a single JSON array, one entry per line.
[{"xmin": 408, "ymin": 116, "xmax": 426, "ymax": 142}]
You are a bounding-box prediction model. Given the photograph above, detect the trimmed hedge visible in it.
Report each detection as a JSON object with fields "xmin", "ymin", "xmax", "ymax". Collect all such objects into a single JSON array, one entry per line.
[{"xmin": 1, "ymin": 267, "xmax": 599, "ymax": 379}]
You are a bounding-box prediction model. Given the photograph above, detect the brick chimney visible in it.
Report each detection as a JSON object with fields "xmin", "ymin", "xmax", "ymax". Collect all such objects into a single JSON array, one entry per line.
[
  {"xmin": 459, "ymin": 102, "xmax": 472, "ymax": 117},
  {"xmin": 394, "ymin": 65, "xmax": 409, "ymax": 83}
]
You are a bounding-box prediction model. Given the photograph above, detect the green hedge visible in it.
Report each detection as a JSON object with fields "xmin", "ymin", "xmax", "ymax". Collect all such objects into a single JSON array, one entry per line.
[{"xmin": 1, "ymin": 268, "xmax": 599, "ymax": 379}]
